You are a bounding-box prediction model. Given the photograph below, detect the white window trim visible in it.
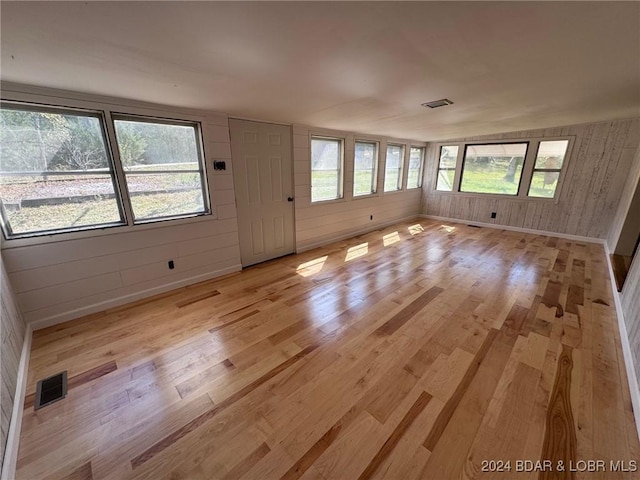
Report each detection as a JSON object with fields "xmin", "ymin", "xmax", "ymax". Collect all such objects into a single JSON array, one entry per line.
[
  {"xmin": 407, "ymin": 146, "xmax": 426, "ymax": 189},
  {"xmin": 353, "ymin": 139, "xmax": 379, "ymax": 198},
  {"xmin": 384, "ymin": 143, "xmax": 405, "ymax": 193},
  {"xmin": 310, "ymin": 135, "xmax": 345, "ymax": 203},
  {"xmin": 432, "ymin": 136, "xmax": 575, "ymax": 203}
]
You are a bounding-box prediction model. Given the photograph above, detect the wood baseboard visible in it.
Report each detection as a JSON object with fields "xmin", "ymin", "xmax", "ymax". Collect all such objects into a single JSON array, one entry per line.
[
  {"xmin": 419, "ymin": 214, "xmax": 606, "ymax": 245},
  {"xmin": 1, "ymin": 324, "xmax": 32, "ymax": 480}
]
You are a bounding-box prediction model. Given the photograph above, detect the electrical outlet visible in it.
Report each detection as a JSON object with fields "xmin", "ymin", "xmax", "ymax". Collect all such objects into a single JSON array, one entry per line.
[
  {"xmin": 168, "ymin": 260, "xmax": 175, "ymax": 270},
  {"xmin": 491, "ymin": 212, "xmax": 497, "ymax": 219}
]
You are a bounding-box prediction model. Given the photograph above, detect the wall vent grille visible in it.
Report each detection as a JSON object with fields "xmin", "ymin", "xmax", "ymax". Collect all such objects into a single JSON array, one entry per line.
[
  {"xmin": 421, "ymin": 99, "xmax": 454, "ymax": 108},
  {"xmin": 35, "ymin": 371, "xmax": 67, "ymax": 410}
]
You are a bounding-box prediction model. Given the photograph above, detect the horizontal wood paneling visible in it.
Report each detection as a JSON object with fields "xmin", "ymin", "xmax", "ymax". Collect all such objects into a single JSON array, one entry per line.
[
  {"xmin": 0, "ymin": 87, "xmax": 242, "ymax": 327},
  {"xmin": 422, "ymin": 118, "xmax": 640, "ymax": 239},
  {"xmin": 1, "ymin": 252, "xmax": 26, "ymax": 474},
  {"xmin": 293, "ymin": 125, "xmax": 425, "ymax": 251},
  {"xmin": 21, "ymin": 260, "xmax": 238, "ymax": 329}
]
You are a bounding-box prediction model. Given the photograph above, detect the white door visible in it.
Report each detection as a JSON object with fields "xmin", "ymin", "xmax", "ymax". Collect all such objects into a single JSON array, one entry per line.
[{"xmin": 229, "ymin": 119, "xmax": 295, "ymax": 267}]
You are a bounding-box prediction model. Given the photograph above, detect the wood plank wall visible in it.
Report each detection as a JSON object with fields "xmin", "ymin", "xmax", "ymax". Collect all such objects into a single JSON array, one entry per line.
[
  {"xmin": 608, "ymin": 146, "xmax": 640, "ymax": 251},
  {"xmin": 293, "ymin": 126, "xmax": 425, "ymax": 251},
  {"xmin": 0, "ymin": 252, "xmax": 25, "ymax": 473},
  {"xmin": 0, "ymin": 85, "xmax": 242, "ymax": 327},
  {"xmin": 610, "ymin": 136, "xmax": 640, "ymax": 393},
  {"xmin": 622, "ymin": 256, "xmax": 640, "ymax": 385},
  {"xmin": 422, "ymin": 118, "xmax": 640, "ymax": 239}
]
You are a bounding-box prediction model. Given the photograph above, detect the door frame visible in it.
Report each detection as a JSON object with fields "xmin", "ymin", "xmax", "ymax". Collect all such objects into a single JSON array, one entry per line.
[{"xmin": 228, "ymin": 117, "xmax": 297, "ymax": 267}]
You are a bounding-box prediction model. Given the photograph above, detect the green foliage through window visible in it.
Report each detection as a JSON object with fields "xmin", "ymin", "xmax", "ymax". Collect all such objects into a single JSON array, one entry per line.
[
  {"xmin": 460, "ymin": 143, "xmax": 528, "ymax": 195},
  {"xmin": 311, "ymin": 137, "xmax": 342, "ymax": 202},
  {"xmin": 0, "ymin": 104, "xmax": 210, "ymax": 239},
  {"xmin": 0, "ymin": 106, "xmax": 124, "ymax": 237},
  {"xmin": 353, "ymin": 141, "xmax": 377, "ymax": 196}
]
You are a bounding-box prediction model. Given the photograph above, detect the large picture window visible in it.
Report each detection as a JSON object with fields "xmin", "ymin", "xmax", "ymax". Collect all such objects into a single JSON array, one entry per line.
[
  {"xmin": 407, "ymin": 147, "xmax": 425, "ymax": 189},
  {"xmin": 528, "ymin": 140, "xmax": 569, "ymax": 198},
  {"xmin": 311, "ymin": 136, "xmax": 343, "ymax": 202},
  {"xmin": 0, "ymin": 104, "xmax": 124, "ymax": 238},
  {"xmin": 353, "ymin": 141, "xmax": 378, "ymax": 196},
  {"xmin": 384, "ymin": 144, "xmax": 404, "ymax": 192},
  {"xmin": 460, "ymin": 143, "xmax": 528, "ymax": 195},
  {"xmin": 112, "ymin": 116, "xmax": 209, "ymax": 222},
  {"xmin": 0, "ymin": 102, "xmax": 211, "ymax": 240}
]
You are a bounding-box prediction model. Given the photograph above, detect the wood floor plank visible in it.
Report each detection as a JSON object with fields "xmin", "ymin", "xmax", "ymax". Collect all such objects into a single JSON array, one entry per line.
[
  {"xmin": 24, "ymin": 360, "xmax": 118, "ymax": 409},
  {"xmin": 14, "ymin": 219, "xmax": 639, "ymax": 480},
  {"xmin": 423, "ymin": 328, "xmax": 498, "ymax": 451},
  {"xmin": 131, "ymin": 342, "xmax": 323, "ymax": 469},
  {"xmin": 175, "ymin": 289, "xmax": 220, "ymax": 308},
  {"xmin": 357, "ymin": 391, "xmax": 433, "ymax": 480},
  {"xmin": 221, "ymin": 442, "xmax": 271, "ymax": 480},
  {"xmin": 539, "ymin": 344, "xmax": 577, "ymax": 480},
  {"xmin": 373, "ymin": 286, "xmax": 444, "ymax": 337},
  {"xmin": 281, "ymin": 405, "xmax": 360, "ymax": 480}
]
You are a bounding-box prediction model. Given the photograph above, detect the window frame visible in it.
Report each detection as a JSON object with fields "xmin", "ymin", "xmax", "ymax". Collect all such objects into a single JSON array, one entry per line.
[
  {"xmin": 353, "ymin": 139, "xmax": 379, "ymax": 198},
  {"xmin": 111, "ymin": 112, "xmax": 211, "ymax": 224},
  {"xmin": 432, "ymin": 136, "xmax": 574, "ymax": 202},
  {"xmin": 0, "ymin": 101, "xmax": 128, "ymax": 240},
  {"xmin": 526, "ymin": 140, "xmax": 571, "ymax": 200},
  {"xmin": 384, "ymin": 143, "xmax": 405, "ymax": 193},
  {"xmin": 0, "ymin": 95, "xmax": 214, "ymax": 246},
  {"xmin": 407, "ymin": 146, "xmax": 425, "ymax": 189},
  {"xmin": 310, "ymin": 135, "xmax": 344, "ymax": 203},
  {"xmin": 459, "ymin": 141, "xmax": 530, "ymax": 197},
  {"xmin": 434, "ymin": 145, "xmax": 459, "ymax": 192}
]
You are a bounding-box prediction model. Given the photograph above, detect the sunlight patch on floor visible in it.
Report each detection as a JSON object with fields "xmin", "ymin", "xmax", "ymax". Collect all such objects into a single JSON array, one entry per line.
[
  {"xmin": 441, "ymin": 224, "xmax": 456, "ymax": 233},
  {"xmin": 296, "ymin": 256, "xmax": 328, "ymax": 276},
  {"xmin": 345, "ymin": 242, "xmax": 368, "ymax": 261},
  {"xmin": 383, "ymin": 231, "xmax": 400, "ymax": 246},
  {"xmin": 408, "ymin": 224, "xmax": 424, "ymax": 235}
]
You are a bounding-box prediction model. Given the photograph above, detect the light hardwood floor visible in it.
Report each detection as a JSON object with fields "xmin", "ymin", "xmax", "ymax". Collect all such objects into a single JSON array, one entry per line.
[{"xmin": 16, "ymin": 219, "xmax": 640, "ymax": 479}]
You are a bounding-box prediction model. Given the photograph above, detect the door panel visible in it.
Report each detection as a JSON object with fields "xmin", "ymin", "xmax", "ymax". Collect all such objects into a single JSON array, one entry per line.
[{"xmin": 230, "ymin": 119, "xmax": 294, "ymax": 267}]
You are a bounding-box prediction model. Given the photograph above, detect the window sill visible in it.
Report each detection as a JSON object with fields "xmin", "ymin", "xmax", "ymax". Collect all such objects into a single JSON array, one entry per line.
[
  {"xmin": 352, "ymin": 192, "xmax": 380, "ymax": 201},
  {"xmin": 427, "ymin": 190, "xmax": 559, "ymax": 202},
  {"xmin": 382, "ymin": 189, "xmax": 405, "ymax": 195},
  {"xmin": 310, "ymin": 197, "xmax": 346, "ymax": 206}
]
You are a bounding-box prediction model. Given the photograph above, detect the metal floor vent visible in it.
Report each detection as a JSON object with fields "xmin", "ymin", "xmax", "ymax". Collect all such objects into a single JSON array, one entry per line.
[{"xmin": 34, "ymin": 371, "xmax": 67, "ymax": 410}]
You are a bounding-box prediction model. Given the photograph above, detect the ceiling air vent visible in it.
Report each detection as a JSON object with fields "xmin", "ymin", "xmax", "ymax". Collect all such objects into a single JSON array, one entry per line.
[{"xmin": 421, "ymin": 99, "xmax": 454, "ymax": 109}]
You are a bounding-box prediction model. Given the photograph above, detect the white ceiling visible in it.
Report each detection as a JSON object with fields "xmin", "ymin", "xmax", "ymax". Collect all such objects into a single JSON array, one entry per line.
[{"xmin": 1, "ymin": 1, "xmax": 639, "ymax": 141}]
